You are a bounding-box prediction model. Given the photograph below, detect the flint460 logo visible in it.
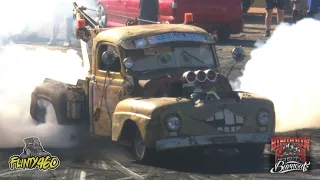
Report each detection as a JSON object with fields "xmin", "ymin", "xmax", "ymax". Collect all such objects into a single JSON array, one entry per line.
[
  {"xmin": 8, "ymin": 137, "xmax": 60, "ymax": 171},
  {"xmin": 270, "ymin": 137, "xmax": 311, "ymax": 173}
]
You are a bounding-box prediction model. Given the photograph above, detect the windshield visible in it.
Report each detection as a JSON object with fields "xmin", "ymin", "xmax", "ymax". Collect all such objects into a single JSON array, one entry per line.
[{"xmin": 128, "ymin": 44, "xmax": 215, "ymax": 72}]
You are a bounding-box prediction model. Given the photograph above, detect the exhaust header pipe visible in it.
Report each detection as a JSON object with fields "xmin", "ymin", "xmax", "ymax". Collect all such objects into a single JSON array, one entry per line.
[{"xmin": 182, "ymin": 69, "xmax": 218, "ymax": 83}]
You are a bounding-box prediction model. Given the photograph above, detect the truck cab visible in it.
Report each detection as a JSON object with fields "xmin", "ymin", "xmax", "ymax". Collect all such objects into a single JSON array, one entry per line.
[{"xmin": 30, "ymin": 9, "xmax": 275, "ymax": 163}]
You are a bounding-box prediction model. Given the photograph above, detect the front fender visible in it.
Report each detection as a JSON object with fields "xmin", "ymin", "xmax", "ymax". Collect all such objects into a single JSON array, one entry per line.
[
  {"xmin": 112, "ymin": 111, "xmax": 151, "ymax": 142},
  {"xmin": 30, "ymin": 82, "xmax": 64, "ymax": 123},
  {"xmin": 111, "ymin": 98, "xmax": 177, "ymax": 143},
  {"xmin": 111, "ymin": 94, "xmax": 275, "ymax": 148}
]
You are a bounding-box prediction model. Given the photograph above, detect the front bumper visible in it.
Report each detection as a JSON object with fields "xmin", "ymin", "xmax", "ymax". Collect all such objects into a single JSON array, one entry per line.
[{"xmin": 156, "ymin": 132, "xmax": 274, "ymax": 151}]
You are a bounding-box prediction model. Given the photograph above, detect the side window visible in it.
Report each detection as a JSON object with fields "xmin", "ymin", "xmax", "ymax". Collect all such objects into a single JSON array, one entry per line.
[{"xmin": 98, "ymin": 44, "xmax": 121, "ymax": 72}]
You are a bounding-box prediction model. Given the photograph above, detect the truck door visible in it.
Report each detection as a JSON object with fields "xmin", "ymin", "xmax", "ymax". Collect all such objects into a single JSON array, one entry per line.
[{"xmin": 91, "ymin": 43, "xmax": 123, "ymax": 137}]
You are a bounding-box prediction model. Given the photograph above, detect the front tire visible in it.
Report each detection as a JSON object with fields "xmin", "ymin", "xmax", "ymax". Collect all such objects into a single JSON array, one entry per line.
[{"xmin": 133, "ymin": 129, "xmax": 155, "ymax": 163}]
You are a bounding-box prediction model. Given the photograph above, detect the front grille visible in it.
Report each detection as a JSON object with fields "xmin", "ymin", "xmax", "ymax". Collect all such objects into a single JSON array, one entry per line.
[{"xmin": 205, "ymin": 109, "xmax": 245, "ymax": 132}]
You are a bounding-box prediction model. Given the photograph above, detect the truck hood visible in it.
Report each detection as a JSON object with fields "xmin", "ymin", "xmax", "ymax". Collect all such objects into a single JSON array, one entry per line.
[
  {"xmin": 115, "ymin": 92, "xmax": 274, "ymax": 118},
  {"xmin": 135, "ymin": 69, "xmax": 233, "ymax": 98},
  {"xmin": 115, "ymin": 91, "xmax": 275, "ymax": 134}
]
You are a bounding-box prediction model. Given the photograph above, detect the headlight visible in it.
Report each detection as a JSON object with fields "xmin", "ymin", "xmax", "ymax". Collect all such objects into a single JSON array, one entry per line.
[
  {"xmin": 257, "ymin": 109, "xmax": 270, "ymax": 126},
  {"xmin": 165, "ymin": 114, "xmax": 182, "ymax": 131}
]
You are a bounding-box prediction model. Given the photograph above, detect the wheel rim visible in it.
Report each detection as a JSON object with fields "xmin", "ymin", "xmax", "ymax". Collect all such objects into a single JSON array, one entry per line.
[
  {"xmin": 95, "ymin": 5, "xmax": 107, "ymax": 27},
  {"xmin": 134, "ymin": 131, "xmax": 145, "ymax": 158}
]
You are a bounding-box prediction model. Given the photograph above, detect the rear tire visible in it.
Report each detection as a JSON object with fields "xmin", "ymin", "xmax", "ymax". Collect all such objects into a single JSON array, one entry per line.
[
  {"xmin": 217, "ymin": 28, "xmax": 231, "ymax": 42},
  {"xmin": 34, "ymin": 99, "xmax": 53, "ymax": 124},
  {"xmin": 33, "ymin": 99, "xmax": 88, "ymax": 145},
  {"xmin": 133, "ymin": 129, "xmax": 155, "ymax": 163},
  {"xmin": 35, "ymin": 99, "xmax": 47, "ymax": 124}
]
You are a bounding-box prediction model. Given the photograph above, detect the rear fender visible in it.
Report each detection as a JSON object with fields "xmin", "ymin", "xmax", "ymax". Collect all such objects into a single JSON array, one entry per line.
[
  {"xmin": 30, "ymin": 79, "xmax": 88, "ymax": 125},
  {"xmin": 30, "ymin": 92, "xmax": 53, "ymax": 119}
]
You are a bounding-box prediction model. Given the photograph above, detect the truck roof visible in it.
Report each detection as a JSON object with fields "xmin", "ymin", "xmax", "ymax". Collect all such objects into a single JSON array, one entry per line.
[{"xmin": 95, "ymin": 24, "xmax": 209, "ymax": 45}]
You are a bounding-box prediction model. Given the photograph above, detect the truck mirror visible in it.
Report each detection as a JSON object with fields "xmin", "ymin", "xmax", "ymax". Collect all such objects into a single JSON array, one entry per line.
[
  {"xmin": 232, "ymin": 47, "xmax": 245, "ymax": 62},
  {"xmin": 102, "ymin": 51, "xmax": 115, "ymax": 67}
]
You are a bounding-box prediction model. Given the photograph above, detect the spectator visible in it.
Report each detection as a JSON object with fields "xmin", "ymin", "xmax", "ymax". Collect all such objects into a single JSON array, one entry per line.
[
  {"xmin": 284, "ymin": 0, "xmax": 293, "ymax": 12},
  {"xmin": 47, "ymin": 0, "xmax": 74, "ymax": 47},
  {"xmin": 139, "ymin": 0, "xmax": 159, "ymax": 25},
  {"xmin": 265, "ymin": 0, "xmax": 285, "ymax": 37},
  {"xmin": 291, "ymin": 0, "xmax": 308, "ymax": 23}
]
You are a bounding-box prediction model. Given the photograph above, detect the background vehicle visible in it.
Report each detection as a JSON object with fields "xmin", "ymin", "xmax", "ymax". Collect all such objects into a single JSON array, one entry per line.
[
  {"xmin": 94, "ymin": 0, "xmax": 244, "ymax": 41},
  {"xmin": 30, "ymin": 4, "xmax": 275, "ymax": 163}
]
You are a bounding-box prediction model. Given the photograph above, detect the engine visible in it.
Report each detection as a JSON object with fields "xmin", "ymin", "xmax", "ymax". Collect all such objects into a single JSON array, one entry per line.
[
  {"xmin": 181, "ymin": 69, "xmax": 228, "ymax": 101},
  {"xmin": 141, "ymin": 69, "xmax": 237, "ymax": 101}
]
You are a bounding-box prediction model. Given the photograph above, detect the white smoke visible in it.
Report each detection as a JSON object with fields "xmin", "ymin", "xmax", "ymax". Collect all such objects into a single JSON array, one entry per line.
[
  {"xmin": 0, "ymin": 45, "xmax": 88, "ymax": 148},
  {"xmin": 233, "ymin": 18, "xmax": 320, "ymax": 132},
  {"xmin": 0, "ymin": 0, "xmax": 95, "ymax": 41},
  {"xmin": 0, "ymin": 0, "xmax": 94, "ymax": 148}
]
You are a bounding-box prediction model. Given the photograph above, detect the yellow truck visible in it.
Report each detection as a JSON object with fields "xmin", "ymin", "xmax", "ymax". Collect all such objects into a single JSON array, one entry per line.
[{"xmin": 29, "ymin": 3, "xmax": 276, "ymax": 163}]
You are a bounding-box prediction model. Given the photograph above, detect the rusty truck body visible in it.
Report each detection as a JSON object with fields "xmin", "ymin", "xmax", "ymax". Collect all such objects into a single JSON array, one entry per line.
[{"xmin": 29, "ymin": 3, "xmax": 275, "ymax": 162}]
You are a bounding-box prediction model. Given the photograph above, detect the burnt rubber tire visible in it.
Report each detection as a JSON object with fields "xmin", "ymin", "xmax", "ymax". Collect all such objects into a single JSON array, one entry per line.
[
  {"xmin": 34, "ymin": 99, "xmax": 61, "ymax": 124},
  {"xmin": 34, "ymin": 99, "xmax": 89, "ymax": 146},
  {"xmin": 133, "ymin": 129, "xmax": 156, "ymax": 163},
  {"xmin": 217, "ymin": 28, "xmax": 231, "ymax": 42}
]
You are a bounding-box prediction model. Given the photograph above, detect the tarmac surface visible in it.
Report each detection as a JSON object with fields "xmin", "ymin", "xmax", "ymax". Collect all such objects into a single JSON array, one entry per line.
[
  {"xmin": 0, "ymin": 133, "xmax": 319, "ymax": 180},
  {"xmin": 0, "ymin": 14, "xmax": 319, "ymax": 180}
]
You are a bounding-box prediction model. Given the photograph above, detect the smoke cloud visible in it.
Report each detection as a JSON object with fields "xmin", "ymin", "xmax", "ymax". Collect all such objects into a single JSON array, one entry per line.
[
  {"xmin": 0, "ymin": 0, "xmax": 93, "ymax": 148},
  {"xmin": 0, "ymin": 45, "xmax": 87, "ymax": 148},
  {"xmin": 0, "ymin": 0, "xmax": 95, "ymax": 43},
  {"xmin": 233, "ymin": 18, "xmax": 320, "ymax": 132}
]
